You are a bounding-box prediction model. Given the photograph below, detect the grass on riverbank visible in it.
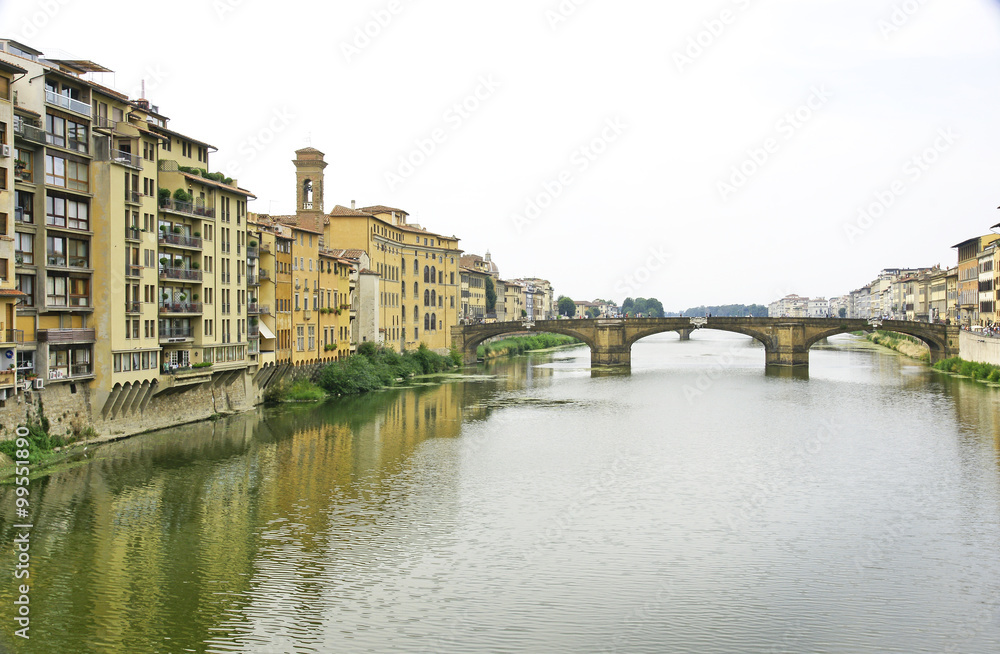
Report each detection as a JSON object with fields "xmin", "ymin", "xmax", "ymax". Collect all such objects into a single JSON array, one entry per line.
[
  {"xmin": 478, "ymin": 334, "xmax": 580, "ymax": 358},
  {"xmin": 316, "ymin": 343, "xmax": 462, "ymax": 397},
  {"xmin": 866, "ymin": 330, "xmax": 930, "ymax": 362},
  {"xmin": 933, "ymin": 357, "xmax": 1000, "ymax": 382}
]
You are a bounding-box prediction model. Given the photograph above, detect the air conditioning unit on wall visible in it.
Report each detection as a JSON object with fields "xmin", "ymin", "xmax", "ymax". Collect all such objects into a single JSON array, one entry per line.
[
  {"xmin": 33, "ymin": 378, "xmax": 44, "ymax": 390},
  {"xmin": 1, "ymin": 144, "xmax": 11, "ymax": 157}
]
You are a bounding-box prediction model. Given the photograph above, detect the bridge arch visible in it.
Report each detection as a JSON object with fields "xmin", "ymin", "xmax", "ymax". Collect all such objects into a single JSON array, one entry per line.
[
  {"xmin": 455, "ymin": 321, "xmax": 598, "ymax": 365},
  {"xmin": 801, "ymin": 319, "xmax": 952, "ymax": 361},
  {"xmin": 624, "ymin": 323, "xmax": 775, "ymax": 352}
]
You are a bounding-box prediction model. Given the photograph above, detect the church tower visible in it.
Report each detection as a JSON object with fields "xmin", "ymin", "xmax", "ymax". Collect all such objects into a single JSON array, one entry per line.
[{"xmin": 293, "ymin": 147, "xmax": 327, "ymax": 231}]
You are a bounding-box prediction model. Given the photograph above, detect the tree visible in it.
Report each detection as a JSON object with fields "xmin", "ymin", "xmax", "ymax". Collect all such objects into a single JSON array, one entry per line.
[
  {"xmin": 586, "ymin": 307, "xmax": 601, "ymax": 319},
  {"xmin": 485, "ymin": 277, "xmax": 497, "ymax": 313},
  {"xmin": 557, "ymin": 296, "xmax": 576, "ymax": 317},
  {"xmin": 622, "ymin": 297, "xmax": 635, "ymax": 312},
  {"xmin": 838, "ymin": 307, "xmax": 847, "ymax": 318}
]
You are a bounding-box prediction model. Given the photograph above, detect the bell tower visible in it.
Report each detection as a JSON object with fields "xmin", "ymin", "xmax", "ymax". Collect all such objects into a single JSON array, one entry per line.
[{"xmin": 293, "ymin": 147, "xmax": 327, "ymax": 226}]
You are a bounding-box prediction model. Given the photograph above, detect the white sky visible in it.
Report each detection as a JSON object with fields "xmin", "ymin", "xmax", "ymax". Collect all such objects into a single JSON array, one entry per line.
[{"xmin": 4, "ymin": 0, "xmax": 999, "ymax": 309}]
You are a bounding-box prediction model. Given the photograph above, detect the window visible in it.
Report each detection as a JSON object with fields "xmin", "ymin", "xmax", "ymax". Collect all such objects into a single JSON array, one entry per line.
[
  {"xmin": 16, "ymin": 275, "xmax": 34, "ymax": 306},
  {"xmin": 296, "ymin": 325, "xmax": 304, "ymax": 351},
  {"xmin": 45, "ymin": 155, "xmax": 88, "ymax": 191},
  {"xmin": 46, "ymin": 276, "xmax": 66, "ymax": 306},
  {"xmin": 16, "ymin": 233, "xmax": 33, "ymax": 265},
  {"xmin": 46, "ymin": 195, "xmax": 89, "ymax": 230},
  {"xmin": 15, "ymin": 191, "xmax": 32, "ymax": 224}
]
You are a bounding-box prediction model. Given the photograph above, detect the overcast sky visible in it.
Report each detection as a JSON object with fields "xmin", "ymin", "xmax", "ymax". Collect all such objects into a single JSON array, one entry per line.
[{"xmin": 4, "ymin": 0, "xmax": 999, "ymax": 309}]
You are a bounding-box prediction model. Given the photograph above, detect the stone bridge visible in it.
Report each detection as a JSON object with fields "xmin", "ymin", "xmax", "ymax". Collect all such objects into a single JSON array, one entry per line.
[{"xmin": 453, "ymin": 317, "xmax": 961, "ymax": 369}]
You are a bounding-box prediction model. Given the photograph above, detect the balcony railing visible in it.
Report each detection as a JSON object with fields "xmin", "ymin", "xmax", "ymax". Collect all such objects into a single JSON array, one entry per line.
[
  {"xmin": 125, "ymin": 301, "xmax": 141, "ymax": 314},
  {"xmin": 248, "ymin": 304, "xmax": 270, "ymax": 315},
  {"xmin": 37, "ymin": 328, "xmax": 95, "ymax": 343},
  {"xmin": 48, "ymin": 364, "xmax": 93, "ymax": 381},
  {"xmin": 159, "ymin": 301, "xmax": 203, "ymax": 314},
  {"xmin": 159, "ymin": 267, "xmax": 203, "ymax": 281},
  {"xmin": 221, "ymin": 303, "xmax": 231, "ymax": 315},
  {"xmin": 125, "ymin": 190, "xmax": 142, "ymax": 204},
  {"xmin": 160, "ymin": 326, "xmax": 193, "ymax": 340},
  {"xmin": 246, "ymin": 247, "xmax": 259, "ymax": 259},
  {"xmin": 258, "ymin": 269, "xmax": 271, "ymax": 281},
  {"xmin": 14, "ymin": 208, "xmax": 31, "ymax": 224},
  {"xmin": 247, "ymin": 274, "xmax": 259, "ymax": 286},
  {"xmin": 159, "ymin": 198, "xmax": 214, "ymax": 219},
  {"xmin": 92, "ymin": 116, "xmax": 115, "ymax": 131},
  {"xmin": 0, "ymin": 329, "xmax": 24, "ymax": 345},
  {"xmin": 125, "ymin": 264, "xmax": 143, "ymax": 278},
  {"xmin": 125, "ymin": 226, "xmax": 142, "ymax": 241},
  {"xmin": 248, "ymin": 325, "xmax": 260, "ymax": 338},
  {"xmin": 258, "ymin": 242, "xmax": 271, "ymax": 253},
  {"xmin": 158, "ymin": 232, "xmax": 203, "ymax": 249},
  {"xmin": 14, "ymin": 168, "xmax": 33, "ymax": 183},
  {"xmin": 45, "ymin": 90, "xmax": 91, "ymax": 116},
  {"xmin": 108, "ymin": 150, "xmax": 142, "ymax": 169},
  {"xmin": 14, "ymin": 122, "xmax": 46, "ymax": 144},
  {"xmin": 0, "ymin": 370, "xmax": 15, "ymax": 389}
]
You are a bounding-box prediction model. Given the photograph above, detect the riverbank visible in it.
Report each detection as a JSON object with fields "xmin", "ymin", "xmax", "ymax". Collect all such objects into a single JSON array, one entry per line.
[
  {"xmin": 478, "ymin": 334, "xmax": 580, "ymax": 359},
  {"xmin": 866, "ymin": 330, "xmax": 930, "ymax": 362},
  {"xmin": 932, "ymin": 356, "xmax": 1000, "ymax": 383}
]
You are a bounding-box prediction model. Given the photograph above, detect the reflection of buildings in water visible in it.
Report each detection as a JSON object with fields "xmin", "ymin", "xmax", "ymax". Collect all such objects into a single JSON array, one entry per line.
[{"xmin": 938, "ymin": 375, "xmax": 1000, "ymax": 454}]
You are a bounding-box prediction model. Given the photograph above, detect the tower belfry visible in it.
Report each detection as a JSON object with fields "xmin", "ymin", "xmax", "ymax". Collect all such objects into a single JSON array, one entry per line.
[{"xmin": 293, "ymin": 147, "xmax": 327, "ymax": 224}]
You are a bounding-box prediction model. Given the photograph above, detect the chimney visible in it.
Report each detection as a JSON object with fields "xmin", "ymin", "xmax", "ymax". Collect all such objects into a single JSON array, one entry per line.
[{"xmin": 351, "ymin": 200, "xmax": 355, "ymax": 210}]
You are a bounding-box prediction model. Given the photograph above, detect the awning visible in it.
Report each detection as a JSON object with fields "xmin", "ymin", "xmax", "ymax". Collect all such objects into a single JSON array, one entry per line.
[{"xmin": 258, "ymin": 322, "xmax": 276, "ymax": 339}]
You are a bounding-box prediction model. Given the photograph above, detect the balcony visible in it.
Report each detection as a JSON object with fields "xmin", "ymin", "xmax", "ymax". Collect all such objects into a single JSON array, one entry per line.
[
  {"xmin": 248, "ymin": 303, "xmax": 270, "ymax": 315},
  {"xmin": 14, "ymin": 168, "xmax": 33, "ymax": 183},
  {"xmin": 159, "ymin": 267, "xmax": 203, "ymax": 282},
  {"xmin": 47, "ymin": 363, "xmax": 94, "ymax": 381},
  {"xmin": 125, "ymin": 301, "xmax": 141, "ymax": 314},
  {"xmin": 125, "ymin": 226, "xmax": 142, "ymax": 242},
  {"xmin": 248, "ymin": 325, "xmax": 260, "ymax": 338},
  {"xmin": 0, "ymin": 329, "xmax": 24, "ymax": 345},
  {"xmin": 0, "ymin": 370, "xmax": 15, "ymax": 389},
  {"xmin": 258, "ymin": 242, "xmax": 271, "ymax": 253},
  {"xmin": 159, "ymin": 301, "xmax": 203, "ymax": 315},
  {"xmin": 92, "ymin": 116, "xmax": 115, "ymax": 132},
  {"xmin": 159, "ymin": 198, "xmax": 214, "ymax": 219},
  {"xmin": 258, "ymin": 269, "xmax": 271, "ymax": 282},
  {"xmin": 158, "ymin": 231, "xmax": 203, "ymax": 250},
  {"xmin": 246, "ymin": 247, "xmax": 259, "ymax": 259},
  {"xmin": 45, "ymin": 90, "xmax": 91, "ymax": 116},
  {"xmin": 37, "ymin": 328, "xmax": 96, "ymax": 344},
  {"xmin": 125, "ymin": 264, "xmax": 143, "ymax": 278},
  {"xmin": 14, "ymin": 208, "xmax": 31, "ymax": 224},
  {"xmin": 107, "ymin": 150, "xmax": 142, "ymax": 169},
  {"xmin": 160, "ymin": 326, "xmax": 193, "ymax": 341},
  {"xmin": 14, "ymin": 122, "xmax": 46, "ymax": 145},
  {"xmin": 247, "ymin": 274, "xmax": 259, "ymax": 286},
  {"xmin": 125, "ymin": 190, "xmax": 142, "ymax": 205},
  {"xmin": 46, "ymin": 254, "xmax": 90, "ymax": 270}
]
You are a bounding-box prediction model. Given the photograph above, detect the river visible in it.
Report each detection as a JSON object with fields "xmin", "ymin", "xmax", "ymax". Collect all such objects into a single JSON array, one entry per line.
[{"xmin": 2, "ymin": 332, "xmax": 1000, "ymax": 653}]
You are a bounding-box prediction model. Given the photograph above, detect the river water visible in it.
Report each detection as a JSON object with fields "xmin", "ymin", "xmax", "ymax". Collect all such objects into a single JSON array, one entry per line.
[{"xmin": 2, "ymin": 332, "xmax": 1000, "ymax": 653}]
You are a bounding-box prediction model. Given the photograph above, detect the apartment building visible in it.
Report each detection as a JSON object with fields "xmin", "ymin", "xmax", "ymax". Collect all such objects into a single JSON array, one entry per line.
[{"xmin": 0, "ymin": 57, "xmax": 26, "ymax": 399}]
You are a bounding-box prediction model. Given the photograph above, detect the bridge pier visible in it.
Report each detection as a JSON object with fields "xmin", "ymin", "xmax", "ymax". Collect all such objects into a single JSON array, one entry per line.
[{"xmin": 676, "ymin": 329, "xmax": 693, "ymax": 341}]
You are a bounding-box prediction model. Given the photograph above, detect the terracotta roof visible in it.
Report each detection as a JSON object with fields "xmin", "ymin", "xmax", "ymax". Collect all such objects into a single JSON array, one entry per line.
[
  {"xmin": 359, "ymin": 269, "xmax": 378, "ymax": 275},
  {"xmin": 0, "ymin": 60, "xmax": 27, "ymax": 75},
  {"xmin": 150, "ymin": 124, "xmax": 216, "ymax": 150},
  {"xmin": 179, "ymin": 172, "xmax": 255, "ymax": 198},
  {"xmin": 0, "ymin": 288, "xmax": 27, "ymax": 297},
  {"xmin": 13, "ymin": 105, "xmax": 40, "ymax": 118},
  {"xmin": 328, "ymin": 204, "xmax": 373, "ymax": 217},
  {"xmin": 324, "ymin": 248, "xmax": 367, "ymax": 260},
  {"xmin": 361, "ymin": 205, "xmax": 408, "ymax": 216}
]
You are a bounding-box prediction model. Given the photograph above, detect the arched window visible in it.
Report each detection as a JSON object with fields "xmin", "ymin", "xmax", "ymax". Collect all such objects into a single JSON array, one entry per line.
[
  {"xmin": 424, "ymin": 266, "xmax": 429, "ymax": 283},
  {"xmin": 450, "ymin": 272, "xmax": 454, "ymax": 285},
  {"xmin": 414, "ymin": 305, "xmax": 419, "ymax": 323},
  {"xmin": 414, "ymin": 259, "xmax": 418, "ymax": 274},
  {"xmin": 402, "ymin": 258, "xmax": 406, "ymax": 275},
  {"xmin": 424, "ymin": 289, "xmax": 430, "ymax": 306},
  {"xmin": 401, "ymin": 305, "xmax": 406, "ymax": 320},
  {"xmin": 439, "ymin": 294, "xmax": 443, "ymax": 307},
  {"xmin": 303, "ymin": 179, "xmax": 313, "ymax": 209},
  {"xmin": 431, "ymin": 313, "xmax": 437, "ymax": 330},
  {"xmin": 431, "ymin": 266, "xmax": 436, "ymax": 282},
  {"xmin": 431, "ymin": 290, "xmax": 436, "ymax": 305},
  {"xmin": 424, "ymin": 313, "xmax": 430, "ymax": 330},
  {"xmin": 414, "ymin": 281, "xmax": 418, "ymax": 296}
]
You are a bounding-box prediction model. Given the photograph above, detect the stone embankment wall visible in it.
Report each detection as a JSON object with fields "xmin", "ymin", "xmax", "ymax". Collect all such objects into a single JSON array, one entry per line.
[
  {"xmin": 0, "ymin": 361, "xmax": 329, "ymax": 443},
  {"xmin": 959, "ymin": 332, "xmax": 1000, "ymax": 366}
]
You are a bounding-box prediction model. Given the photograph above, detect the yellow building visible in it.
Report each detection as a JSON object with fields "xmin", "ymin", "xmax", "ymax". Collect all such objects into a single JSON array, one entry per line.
[
  {"xmin": 502, "ymin": 280, "xmax": 525, "ymax": 321},
  {"xmin": 0, "ymin": 58, "xmax": 27, "ymax": 397}
]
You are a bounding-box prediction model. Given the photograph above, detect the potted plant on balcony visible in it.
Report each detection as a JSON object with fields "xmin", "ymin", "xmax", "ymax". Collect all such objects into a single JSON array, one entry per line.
[
  {"xmin": 159, "ymin": 225, "xmax": 167, "ymax": 233},
  {"xmin": 162, "ymin": 291, "xmax": 169, "ymax": 301},
  {"xmin": 191, "ymin": 261, "xmax": 200, "ymax": 269},
  {"xmin": 249, "ymin": 240, "xmax": 258, "ymax": 248},
  {"xmin": 158, "ymin": 188, "xmax": 171, "ymax": 205},
  {"xmin": 159, "ymin": 257, "xmax": 169, "ymax": 267},
  {"xmin": 192, "ymin": 293, "xmax": 200, "ymax": 301},
  {"xmin": 174, "ymin": 257, "xmax": 184, "ymax": 267},
  {"xmin": 179, "ymin": 293, "xmax": 187, "ymax": 302},
  {"xmin": 172, "ymin": 225, "xmax": 182, "ymax": 234},
  {"xmin": 193, "ymin": 231, "xmax": 201, "ymax": 238}
]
